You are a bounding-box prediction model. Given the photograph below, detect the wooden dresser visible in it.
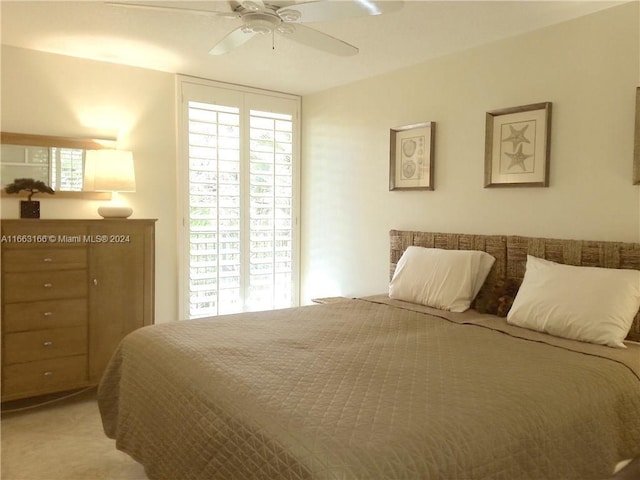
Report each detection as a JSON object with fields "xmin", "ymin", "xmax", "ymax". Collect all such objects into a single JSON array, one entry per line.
[{"xmin": 1, "ymin": 219, "xmax": 155, "ymax": 402}]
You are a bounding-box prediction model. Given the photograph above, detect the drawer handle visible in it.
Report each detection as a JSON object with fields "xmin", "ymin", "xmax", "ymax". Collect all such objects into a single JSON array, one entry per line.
[
  {"xmin": 43, "ymin": 283, "xmax": 53, "ymax": 288},
  {"xmin": 43, "ymin": 257, "xmax": 53, "ymax": 263},
  {"xmin": 43, "ymin": 312, "xmax": 54, "ymax": 317},
  {"xmin": 43, "ymin": 371, "xmax": 54, "ymax": 377},
  {"xmin": 43, "ymin": 341, "xmax": 53, "ymax": 347}
]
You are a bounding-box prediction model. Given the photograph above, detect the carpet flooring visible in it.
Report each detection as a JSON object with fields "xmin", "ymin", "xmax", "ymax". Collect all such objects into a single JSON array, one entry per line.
[{"xmin": 1, "ymin": 387, "xmax": 147, "ymax": 480}]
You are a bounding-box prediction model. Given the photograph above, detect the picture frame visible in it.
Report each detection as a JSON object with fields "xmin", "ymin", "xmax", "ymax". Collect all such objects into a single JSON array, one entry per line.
[
  {"xmin": 634, "ymin": 87, "xmax": 640, "ymax": 185},
  {"xmin": 389, "ymin": 122, "xmax": 435, "ymax": 191},
  {"xmin": 484, "ymin": 102, "xmax": 552, "ymax": 188}
]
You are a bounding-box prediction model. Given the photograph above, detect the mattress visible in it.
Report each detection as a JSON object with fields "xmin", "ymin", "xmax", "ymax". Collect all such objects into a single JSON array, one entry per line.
[{"xmin": 98, "ymin": 296, "xmax": 640, "ymax": 480}]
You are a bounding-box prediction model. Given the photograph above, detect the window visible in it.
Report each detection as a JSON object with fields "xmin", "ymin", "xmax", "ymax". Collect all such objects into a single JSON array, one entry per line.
[
  {"xmin": 178, "ymin": 78, "xmax": 300, "ymax": 319},
  {"xmin": 51, "ymin": 148, "xmax": 84, "ymax": 191}
]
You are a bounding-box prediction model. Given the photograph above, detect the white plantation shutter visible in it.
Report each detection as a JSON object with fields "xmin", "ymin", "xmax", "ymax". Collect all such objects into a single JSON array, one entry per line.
[
  {"xmin": 248, "ymin": 110, "xmax": 294, "ymax": 310},
  {"xmin": 179, "ymin": 79, "xmax": 299, "ymax": 319},
  {"xmin": 188, "ymin": 102, "xmax": 242, "ymax": 317}
]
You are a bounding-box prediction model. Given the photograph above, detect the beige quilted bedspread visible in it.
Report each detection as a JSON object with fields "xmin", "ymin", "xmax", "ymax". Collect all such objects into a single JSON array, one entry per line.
[{"xmin": 98, "ymin": 297, "xmax": 640, "ymax": 480}]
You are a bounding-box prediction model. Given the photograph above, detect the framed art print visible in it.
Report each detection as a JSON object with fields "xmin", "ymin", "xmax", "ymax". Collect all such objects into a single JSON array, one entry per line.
[
  {"xmin": 484, "ymin": 102, "xmax": 552, "ymax": 188},
  {"xmin": 389, "ymin": 122, "xmax": 435, "ymax": 191}
]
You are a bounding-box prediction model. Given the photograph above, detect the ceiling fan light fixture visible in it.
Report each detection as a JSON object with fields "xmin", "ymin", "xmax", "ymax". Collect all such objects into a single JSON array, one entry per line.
[{"xmin": 243, "ymin": 12, "xmax": 281, "ymax": 34}]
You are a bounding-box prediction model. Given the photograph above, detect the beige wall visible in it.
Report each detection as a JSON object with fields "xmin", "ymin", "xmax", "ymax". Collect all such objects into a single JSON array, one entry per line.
[
  {"xmin": 301, "ymin": 3, "xmax": 640, "ymax": 302},
  {"xmin": 1, "ymin": 46, "xmax": 178, "ymax": 323}
]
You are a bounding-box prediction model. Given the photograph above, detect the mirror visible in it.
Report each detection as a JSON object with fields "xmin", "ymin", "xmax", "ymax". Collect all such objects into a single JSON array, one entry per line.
[{"xmin": 1, "ymin": 132, "xmax": 114, "ymax": 199}]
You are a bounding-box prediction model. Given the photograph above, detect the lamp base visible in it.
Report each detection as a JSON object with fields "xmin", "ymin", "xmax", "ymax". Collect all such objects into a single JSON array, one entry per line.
[{"xmin": 98, "ymin": 205, "xmax": 133, "ymax": 219}]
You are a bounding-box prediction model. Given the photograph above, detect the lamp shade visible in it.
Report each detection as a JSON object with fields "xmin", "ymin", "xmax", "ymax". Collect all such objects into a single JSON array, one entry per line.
[{"xmin": 84, "ymin": 149, "xmax": 136, "ymax": 192}]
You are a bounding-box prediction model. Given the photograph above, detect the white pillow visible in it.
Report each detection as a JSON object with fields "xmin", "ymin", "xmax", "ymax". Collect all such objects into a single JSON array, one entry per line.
[
  {"xmin": 507, "ymin": 255, "xmax": 640, "ymax": 348},
  {"xmin": 389, "ymin": 246, "xmax": 495, "ymax": 312}
]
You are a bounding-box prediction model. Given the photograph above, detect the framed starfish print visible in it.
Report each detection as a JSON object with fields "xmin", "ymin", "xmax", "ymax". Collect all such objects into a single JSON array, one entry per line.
[{"xmin": 484, "ymin": 102, "xmax": 552, "ymax": 188}]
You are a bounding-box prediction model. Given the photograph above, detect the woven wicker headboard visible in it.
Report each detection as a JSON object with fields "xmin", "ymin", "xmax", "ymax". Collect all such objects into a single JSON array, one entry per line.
[{"xmin": 389, "ymin": 230, "xmax": 640, "ymax": 342}]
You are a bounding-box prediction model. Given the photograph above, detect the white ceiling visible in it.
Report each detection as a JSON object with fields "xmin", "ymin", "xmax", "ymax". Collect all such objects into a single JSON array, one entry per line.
[{"xmin": 0, "ymin": 0, "xmax": 627, "ymax": 95}]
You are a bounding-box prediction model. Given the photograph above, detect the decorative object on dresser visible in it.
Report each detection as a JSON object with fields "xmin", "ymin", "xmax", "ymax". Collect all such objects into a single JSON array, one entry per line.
[
  {"xmin": 4, "ymin": 178, "xmax": 55, "ymax": 219},
  {"xmin": 0, "ymin": 219, "xmax": 155, "ymax": 402},
  {"xmin": 389, "ymin": 122, "xmax": 435, "ymax": 191},
  {"xmin": 484, "ymin": 102, "xmax": 552, "ymax": 188},
  {"xmin": 83, "ymin": 150, "xmax": 136, "ymax": 218},
  {"xmin": 634, "ymin": 87, "xmax": 639, "ymax": 185}
]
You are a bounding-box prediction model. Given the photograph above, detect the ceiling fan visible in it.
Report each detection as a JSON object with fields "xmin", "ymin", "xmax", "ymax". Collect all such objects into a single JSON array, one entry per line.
[{"xmin": 107, "ymin": 0, "xmax": 403, "ymax": 56}]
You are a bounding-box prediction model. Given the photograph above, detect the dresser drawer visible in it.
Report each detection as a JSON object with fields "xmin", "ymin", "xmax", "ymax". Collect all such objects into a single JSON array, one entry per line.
[
  {"xmin": 3, "ymin": 299, "xmax": 87, "ymax": 333},
  {"xmin": 3, "ymin": 269, "xmax": 87, "ymax": 303},
  {"xmin": 3, "ymin": 326, "xmax": 88, "ymax": 364},
  {"xmin": 3, "ymin": 248, "xmax": 87, "ymax": 273},
  {"xmin": 2, "ymin": 355, "xmax": 88, "ymax": 400}
]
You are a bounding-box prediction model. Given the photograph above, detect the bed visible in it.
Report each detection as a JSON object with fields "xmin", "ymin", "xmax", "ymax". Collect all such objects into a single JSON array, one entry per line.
[{"xmin": 98, "ymin": 230, "xmax": 640, "ymax": 480}]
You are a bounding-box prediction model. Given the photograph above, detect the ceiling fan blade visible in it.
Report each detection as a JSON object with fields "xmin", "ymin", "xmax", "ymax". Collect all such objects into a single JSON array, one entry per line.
[
  {"xmin": 209, "ymin": 26, "xmax": 258, "ymax": 55},
  {"xmin": 281, "ymin": 24, "xmax": 357, "ymax": 56},
  {"xmin": 105, "ymin": 2, "xmax": 240, "ymax": 18},
  {"xmin": 278, "ymin": 0, "xmax": 403, "ymax": 23}
]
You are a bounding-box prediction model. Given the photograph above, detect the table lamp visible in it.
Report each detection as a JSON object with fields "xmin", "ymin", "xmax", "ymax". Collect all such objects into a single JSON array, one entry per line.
[{"xmin": 84, "ymin": 149, "xmax": 136, "ymax": 218}]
